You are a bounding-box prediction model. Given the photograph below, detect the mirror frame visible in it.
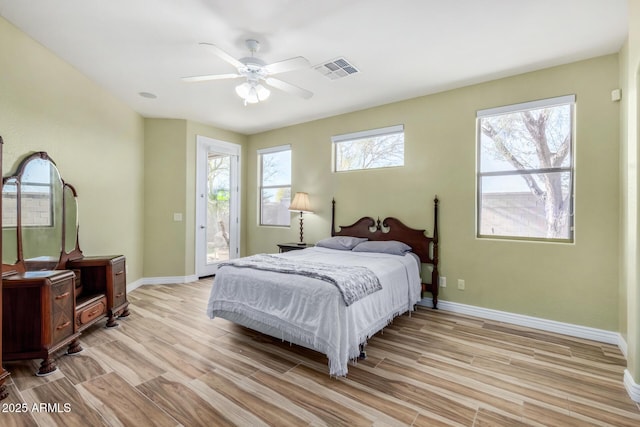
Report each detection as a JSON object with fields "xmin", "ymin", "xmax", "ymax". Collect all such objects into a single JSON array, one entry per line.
[
  {"xmin": 1, "ymin": 177, "xmax": 19, "ymax": 268},
  {"xmin": 2, "ymin": 151, "xmax": 82, "ymax": 275}
]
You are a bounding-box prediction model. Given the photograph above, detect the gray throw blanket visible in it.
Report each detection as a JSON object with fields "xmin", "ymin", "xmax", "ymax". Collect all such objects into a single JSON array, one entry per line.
[{"xmin": 218, "ymin": 254, "xmax": 382, "ymax": 306}]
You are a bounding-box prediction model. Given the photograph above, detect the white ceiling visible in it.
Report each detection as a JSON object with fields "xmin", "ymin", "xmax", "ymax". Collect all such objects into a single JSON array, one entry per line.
[{"xmin": 0, "ymin": 0, "xmax": 628, "ymax": 135}]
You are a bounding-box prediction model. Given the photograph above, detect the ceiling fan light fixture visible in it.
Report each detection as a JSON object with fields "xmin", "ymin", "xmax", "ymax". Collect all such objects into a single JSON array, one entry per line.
[{"xmin": 235, "ymin": 81, "xmax": 270, "ymax": 105}]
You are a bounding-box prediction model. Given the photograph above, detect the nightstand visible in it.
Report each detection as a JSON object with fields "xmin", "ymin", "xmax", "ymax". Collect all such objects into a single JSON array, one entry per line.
[{"xmin": 277, "ymin": 243, "xmax": 312, "ymax": 253}]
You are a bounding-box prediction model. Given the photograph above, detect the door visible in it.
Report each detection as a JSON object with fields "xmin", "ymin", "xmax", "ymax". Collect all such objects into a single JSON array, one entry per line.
[{"xmin": 196, "ymin": 136, "xmax": 241, "ymax": 277}]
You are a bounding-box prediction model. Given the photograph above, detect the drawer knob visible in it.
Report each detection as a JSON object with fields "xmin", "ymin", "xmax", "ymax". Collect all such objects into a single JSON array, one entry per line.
[
  {"xmin": 55, "ymin": 292, "xmax": 70, "ymax": 300},
  {"xmin": 115, "ymin": 271, "xmax": 124, "ymax": 276}
]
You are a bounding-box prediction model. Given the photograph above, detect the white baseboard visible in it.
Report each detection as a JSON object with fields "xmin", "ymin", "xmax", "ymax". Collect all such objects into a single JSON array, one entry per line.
[
  {"xmin": 418, "ymin": 297, "xmax": 621, "ymax": 346},
  {"xmin": 624, "ymin": 370, "xmax": 640, "ymax": 403}
]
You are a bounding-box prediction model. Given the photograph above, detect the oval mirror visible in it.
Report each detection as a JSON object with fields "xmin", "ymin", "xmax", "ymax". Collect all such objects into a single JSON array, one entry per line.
[
  {"xmin": 21, "ymin": 157, "xmax": 64, "ymax": 270},
  {"xmin": 64, "ymin": 184, "xmax": 78, "ymax": 254}
]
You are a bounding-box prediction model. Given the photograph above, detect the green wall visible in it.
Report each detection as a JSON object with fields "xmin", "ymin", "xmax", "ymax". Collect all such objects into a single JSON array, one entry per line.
[
  {"xmin": 0, "ymin": 16, "xmax": 145, "ymax": 282},
  {"xmin": 143, "ymin": 119, "xmax": 188, "ymax": 277},
  {"xmin": 247, "ymin": 54, "xmax": 621, "ymax": 332}
]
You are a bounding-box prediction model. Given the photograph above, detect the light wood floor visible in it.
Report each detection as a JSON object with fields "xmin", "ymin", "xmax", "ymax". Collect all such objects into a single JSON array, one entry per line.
[{"xmin": 2, "ymin": 279, "xmax": 639, "ymax": 426}]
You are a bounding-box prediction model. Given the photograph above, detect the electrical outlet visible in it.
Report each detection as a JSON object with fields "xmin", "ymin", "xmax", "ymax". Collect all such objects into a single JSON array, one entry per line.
[
  {"xmin": 457, "ymin": 279, "xmax": 465, "ymax": 290},
  {"xmin": 439, "ymin": 276, "xmax": 447, "ymax": 288}
]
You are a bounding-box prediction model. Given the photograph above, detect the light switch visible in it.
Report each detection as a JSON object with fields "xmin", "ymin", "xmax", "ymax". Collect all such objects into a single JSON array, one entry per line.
[{"xmin": 173, "ymin": 213, "xmax": 183, "ymax": 222}]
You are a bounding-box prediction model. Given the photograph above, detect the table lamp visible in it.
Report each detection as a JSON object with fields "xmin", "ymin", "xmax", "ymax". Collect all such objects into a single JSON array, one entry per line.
[{"xmin": 288, "ymin": 192, "xmax": 313, "ymax": 244}]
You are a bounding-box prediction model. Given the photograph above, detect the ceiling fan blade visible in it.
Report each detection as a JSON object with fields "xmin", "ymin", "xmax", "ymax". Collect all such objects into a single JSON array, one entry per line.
[
  {"xmin": 264, "ymin": 56, "xmax": 310, "ymax": 75},
  {"xmin": 265, "ymin": 77, "xmax": 313, "ymax": 99},
  {"xmin": 199, "ymin": 42, "xmax": 244, "ymax": 69},
  {"xmin": 182, "ymin": 73, "xmax": 242, "ymax": 82}
]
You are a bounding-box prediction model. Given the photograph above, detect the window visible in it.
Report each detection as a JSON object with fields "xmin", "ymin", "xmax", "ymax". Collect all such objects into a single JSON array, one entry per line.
[
  {"xmin": 22, "ymin": 164, "xmax": 55, "ymax": 227},
  {"xmin": 477, "ymin": 95, "xmax": 575, "ymax": 242},
  {"xmin": 332, "ymin": 125, "xmax": 404, "ymax": 172},
  {"xmin": 258, "ymin": 145, "xmax": 291, "ymax": 226}
]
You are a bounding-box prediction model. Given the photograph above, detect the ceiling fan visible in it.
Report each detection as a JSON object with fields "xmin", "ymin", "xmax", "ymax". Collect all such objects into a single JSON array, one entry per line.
[{"xmin": 182, "ymin": 39, "xmax": 313, "ymax": 105}]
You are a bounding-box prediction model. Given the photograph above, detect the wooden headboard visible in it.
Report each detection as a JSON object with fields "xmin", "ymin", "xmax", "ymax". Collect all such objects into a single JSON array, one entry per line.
[{"xmin": 331, "ymin": 196, "xmax": 440, "ymax": 307}]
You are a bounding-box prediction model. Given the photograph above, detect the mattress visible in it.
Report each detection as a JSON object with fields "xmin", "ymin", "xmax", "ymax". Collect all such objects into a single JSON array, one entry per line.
[{"xmin": 206, "ymin": 246, "xmax": 421, "ymax": 376}]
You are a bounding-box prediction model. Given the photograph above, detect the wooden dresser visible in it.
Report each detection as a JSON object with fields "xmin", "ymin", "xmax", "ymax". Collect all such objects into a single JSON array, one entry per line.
[
  {"xmin": 1, "ymin": 151, "xmax": 130, "ymax": 377},
  {"xmin": 1, "ymin": 256, "xmax": 129, "ymax": 376},
  {"xmin": 2, "ymin": 270, "xmax": 82, "ymax": 376}
]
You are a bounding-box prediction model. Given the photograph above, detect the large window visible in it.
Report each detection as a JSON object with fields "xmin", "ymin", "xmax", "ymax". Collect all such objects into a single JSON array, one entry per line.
[
  {"xmin": 477, "ymin": 95, "xmax": 575, "ymax": 242},
  {"xmin": 258, "ymin": 145, "xmax": 291, "ymax": 226},
  {"xmin": 332, "ymin": 125, "xmax": 404, "ymax": 172}
]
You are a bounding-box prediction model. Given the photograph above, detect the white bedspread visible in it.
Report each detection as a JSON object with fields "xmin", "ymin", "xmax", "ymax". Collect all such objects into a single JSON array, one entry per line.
[{"xmin": 206, "ymin": 246, "xmax": 421, "ymax": 376}]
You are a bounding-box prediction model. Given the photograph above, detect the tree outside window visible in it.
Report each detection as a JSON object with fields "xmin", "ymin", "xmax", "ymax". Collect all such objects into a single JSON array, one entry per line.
[
  {"xmin": 477, "ymin": 95, "xmax": 575, "ymax": 242},
  {"xmin": 207, "ymin": 153, "xmax": 231, "ymax": 261}
]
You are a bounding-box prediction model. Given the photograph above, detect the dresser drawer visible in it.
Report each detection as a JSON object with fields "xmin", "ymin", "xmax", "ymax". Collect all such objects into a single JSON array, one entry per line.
[
  {"xmin": 50, "ymin": 279, "xmax": 75, "ymax": 344},
  {"xmin": 52, "ymin": 280, "xmax": 73, "ymax": 305},
  {"xmin": 75, "ymin": 295, "xmax": 107, "ymax": 330},
  {"xmin": 112, "ymin": 259, "xmax": 127, "ymax": 308}
]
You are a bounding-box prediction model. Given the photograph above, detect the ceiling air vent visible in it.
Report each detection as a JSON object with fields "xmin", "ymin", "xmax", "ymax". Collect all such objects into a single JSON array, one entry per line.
[{"xmin": 314, "ymin": 57, "xmax": 359, "ymax": 80}]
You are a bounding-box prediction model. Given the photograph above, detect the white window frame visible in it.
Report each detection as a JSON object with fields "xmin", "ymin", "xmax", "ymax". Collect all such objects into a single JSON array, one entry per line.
[
  {"xmin": 258, "ymin": 145, "xmax": 292, "ymax": 227},
  {"xmin": 331, "ymin": 124, "xmax": 405, "ymax": 172},
  {"xmin": 476, "ymin": 95, "xmax": 575, "ymax": 243}
]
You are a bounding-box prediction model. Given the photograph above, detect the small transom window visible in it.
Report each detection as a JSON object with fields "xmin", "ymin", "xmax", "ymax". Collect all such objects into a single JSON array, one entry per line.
[{"xmin": 332, "ymin": 125, "xmax": 404, "ymax": 172}]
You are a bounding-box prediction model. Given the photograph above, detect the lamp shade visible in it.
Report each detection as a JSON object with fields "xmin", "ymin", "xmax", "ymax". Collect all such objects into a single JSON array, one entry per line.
[
  {"xmin": 289, "ymin": 192, "xmax": 313, "ymax": 213},
  {"xmin": 235, "ymin": 82, "xmax": 251, "ymax": 98},
  {"xmin": 254, "ymin": 84, "xmax": 270, "ymax": 101}
]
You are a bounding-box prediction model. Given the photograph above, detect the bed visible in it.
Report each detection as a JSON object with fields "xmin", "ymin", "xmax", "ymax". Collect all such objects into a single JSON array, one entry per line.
[{"xmin": 207, "ymin": 197, "xmax": 439, "ymax": 376}]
